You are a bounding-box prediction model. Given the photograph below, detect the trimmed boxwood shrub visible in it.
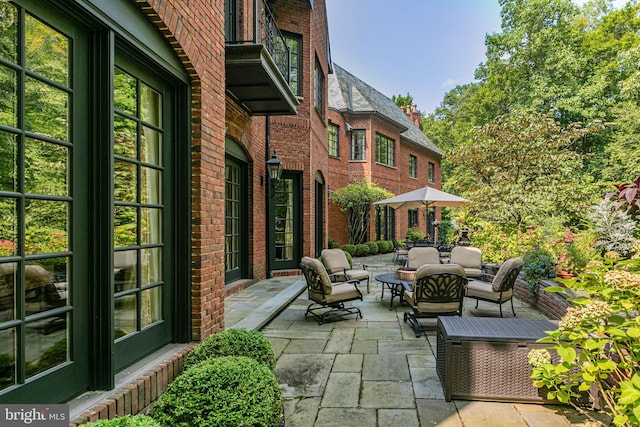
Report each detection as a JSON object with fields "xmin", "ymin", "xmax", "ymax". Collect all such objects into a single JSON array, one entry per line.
[
  {"xmin": 375, "ymin": 240, "xmax": 386, "ymax": 253},
  {"xmin": 184, "ymin": 328, "xmax": 275, "ymax": 370},
  {"xmin": 151, "ymin": 356, "xmax": 283, "ymax": 427},
  {"xmin": 83, "ymin": 415, "xmax": 160, "ymax": 427},
  {"xmin": 354, "ymin": 243, "xmax": 370, "ymax": 257},
  {"xmin": 328, "ymin": 237, "xmax": 340, "ymax": 249},
  {"xmin": 366, "ymin": 241, "xmax": 379, "ymax": 255},
  {"xmin": 341, "ymin": 244, "xmax": 356, "ymax": 256}
]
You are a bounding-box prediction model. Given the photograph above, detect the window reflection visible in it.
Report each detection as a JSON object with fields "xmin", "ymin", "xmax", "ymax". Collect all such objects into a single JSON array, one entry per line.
[
  {"xmin": 24, "ymin": 77, "xmax": 69, "ymax": 141},
  {"xmin": 114, "ymin": 67, "xmax": 136, "ymax": 115},
  {"xmin": 141, "ymin": 126, "xmax": 162, "ymax": 166},
  {"xmin": 141, "ymin": 247, "xmax": 161, "ymax": 285},
  {"xmin": 140, "ymin": 83, "xmax": 161, "ymax": 127},
  {"xmin": 114, "ymin": 207, "xmax": 137, "ymax": 248},
  {"xmin": 25, "ymin": 200, "xmax": 68, "ymax": 256},
  {"xmin": 114, "ymin": 294, "xmax": 136, "ymax": 338},
  {"xmin": 114, "ymin": 115, "xmax": 137, "ymax": 160},
  {"xmin": 114, "ymin": 160, "xmax": 137, "ymax": 203},
  {"xmin": 0, "ymin": 3, "xmax": 17, "ymax": 63},
  {"xmin": 25, "ymin": 138, "xmax": 68, "ymax": 197},
  {"xmin": 140, "ymin": 208, "xmax": 162, "ymax": 245},
  {"xmin": 0, "ymin": 67, "xmax": 17, "ymax": 128},
  {"xmin": 114, "ymin": 250, "xmax": 137, "ymax": 293},
  {"xmin": 25, "ymin": 330, "xmax": 67, "ymax": 379},
  {"xmin": 0, "ymin": 328, "xmax": 15, "ymax": 391},
  {"xmin": 25, "ymin": 14, "xmax": 69, "ymax": 86},
  {"xmin": 0, "ymin": 197, "xmax": 17, "ymax": 258},
  {"xmin": 140, "ymin": 286, "xmax": 161, "ymax": 329}
]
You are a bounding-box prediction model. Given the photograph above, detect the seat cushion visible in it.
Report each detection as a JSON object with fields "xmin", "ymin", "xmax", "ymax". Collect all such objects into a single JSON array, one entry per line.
[
  {"xmin": 463, "ymin": 267, "xmax": 483, "ymax": 278},
  {"xmin": 466, "ymin": 279, "xmax": 513, "ymax": 301},
  {"xmin": 346, "ymin": 269, "xmax": 369, "ymax": 281},
  {"xmin": 404, "ymin": 291, "xmax": 460, "ymax": 313},
  {"xmin": 325, "ymin": 282, "xmax": 361, "ymax": 303},
  {"xmin": 492, "ymin": 257, "xmax": 524, "ymax": 292}
]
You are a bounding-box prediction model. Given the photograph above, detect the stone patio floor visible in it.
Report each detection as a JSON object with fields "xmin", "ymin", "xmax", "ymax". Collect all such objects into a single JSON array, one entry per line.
[{"xmin": 224, "ymin": 253, "xmax": 607, "ymax": 427}]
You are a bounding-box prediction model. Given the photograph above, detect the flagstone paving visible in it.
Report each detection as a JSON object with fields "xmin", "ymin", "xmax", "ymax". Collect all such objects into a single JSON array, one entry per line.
[{"xmin": 225, "ymin": 253, "xmax": 606, "ymax": 426}]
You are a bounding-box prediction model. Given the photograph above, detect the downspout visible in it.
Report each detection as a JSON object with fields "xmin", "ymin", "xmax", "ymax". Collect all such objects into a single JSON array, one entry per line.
[{"xmin": 265, "ymin": 115, "xmax": 273, "ymax": 278}]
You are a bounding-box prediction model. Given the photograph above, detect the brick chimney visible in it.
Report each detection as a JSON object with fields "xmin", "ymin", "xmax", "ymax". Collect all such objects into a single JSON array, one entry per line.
[{"xmin": 402, "ymin": 104, "xmax": 422, "ymax": 130}]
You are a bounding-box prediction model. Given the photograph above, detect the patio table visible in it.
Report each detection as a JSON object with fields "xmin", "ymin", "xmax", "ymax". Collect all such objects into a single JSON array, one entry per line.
[{"xmin": 374, "ymin": 273, "xmax": 412, "ymax": 310}]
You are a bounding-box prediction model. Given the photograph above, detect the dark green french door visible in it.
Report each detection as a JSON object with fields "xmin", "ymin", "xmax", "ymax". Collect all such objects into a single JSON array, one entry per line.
[
  {"xmin": 0, "ymin": 1, "xmax": 91, "ymax": 402},
  {"xmin": 270, "ymin": 173, "xmax": 301, "ymax": 270},
  {"xmin": 225, "ymin": 156, "xmax": 248, "ymax": 283}
]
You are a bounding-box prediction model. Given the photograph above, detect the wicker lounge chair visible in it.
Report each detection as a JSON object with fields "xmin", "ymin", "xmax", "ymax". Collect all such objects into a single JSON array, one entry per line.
[
  {"xmin": 465, "ymin": 257, "xmax": 524, "ymax": 317},
  {"xmin": 300, "ymin": 256, "xmax": 363, "ymax": 324},
  {"xmin": 403, "ymin": 264, "xmax": 467, "ymax": 337}
]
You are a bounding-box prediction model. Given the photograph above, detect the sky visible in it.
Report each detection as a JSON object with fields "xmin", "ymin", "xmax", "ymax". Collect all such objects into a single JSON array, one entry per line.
[
  {"xmin": 325, "ymin": 0, "xmax": 503, "ymax": 115},
  {"xmin": 325, "ymin": 0, "xmax": 627, "ymax": 115}
]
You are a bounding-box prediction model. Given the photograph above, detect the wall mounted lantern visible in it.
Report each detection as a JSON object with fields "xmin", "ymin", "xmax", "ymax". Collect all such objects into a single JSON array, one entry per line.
[{"xmin": 266, "ymin": 150, "xmax": 283, "ymax": 197}]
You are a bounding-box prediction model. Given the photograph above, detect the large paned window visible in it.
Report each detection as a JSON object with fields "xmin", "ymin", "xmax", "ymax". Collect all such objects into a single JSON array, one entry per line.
[
  {"xmin": 409, "ymin": 155, "xmax": 417, "ymax": 179},
  {"xmin": 112, "ymin": 66, "xmax": 165, "ymax": 342},
  {"xmin": 0, "ymin": 0, "xmax": 189, "ymax": 403},
  {"xmin": 428, "ymin": 162, "xmax": 435, "ymax": 183},
  {"xmin": 284, "ymin": 33, "xmax": 301, "ymax": 96},
  {"xmin": 0, "ymin": 7, "xmax": 76, "ymax": 396},
  {"xmin": 375, "ymin": 133, "xmax": 394, "ymax": 166},
  {"xmin": 408, "ymin": 209, "xmax": 419, "ymax": 229},
  {"xmin": 375, "ymin": 206, "xmax": 393, "ymax": 241},
  {"xmin": 328, "ymin": 123, "xmax": 339, "ymax": 157},
  {"xmin": 350, "ymin": 130, "xmax": 366, "ymax": 161},
  {"xmin": 313, "ymin": 58, "xmax": 324, "ymax": 116}
]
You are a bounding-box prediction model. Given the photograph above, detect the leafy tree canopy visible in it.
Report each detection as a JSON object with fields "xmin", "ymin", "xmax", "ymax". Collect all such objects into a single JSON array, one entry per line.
[{"xmin": 392, "ymin": 93, "xmax": 414, "ymax": 109}]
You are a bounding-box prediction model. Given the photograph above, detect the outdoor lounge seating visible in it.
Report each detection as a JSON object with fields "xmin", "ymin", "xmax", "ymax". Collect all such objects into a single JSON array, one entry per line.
[
  {"xmin": 407, "ymin": 246, "xmax": 441, "ymax": 269},
  {"xmin": 449, "ymin": 246, "xmax": 483, "ymax": 278},
  {"xmin": 403, "ymin": 264, "xmax": 467, "ymax": 337},
  {"xmin": 465, "ymin": 257, "xmax": 524, "ymax": 317},
  {"xmin": 392, "ymin": 238, "xmax": 409, "ymax": 265},
  {"xmin": 300, "ymin": 256, "xmax": 363, "ymax": 324},
  {"xmin": 321, "ymin": 248, "xmax": 370, "ymax": 292}
]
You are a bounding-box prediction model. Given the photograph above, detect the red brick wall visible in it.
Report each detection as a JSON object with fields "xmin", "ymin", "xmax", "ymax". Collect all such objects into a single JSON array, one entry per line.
[{"xmin": 326, "ymin": 107, "xmax": 443, "ymax": 244}]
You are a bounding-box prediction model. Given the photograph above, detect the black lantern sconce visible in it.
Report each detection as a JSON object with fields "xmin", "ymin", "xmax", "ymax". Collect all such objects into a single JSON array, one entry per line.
[{"xmin": 266, "ymin": 150, "xmax": 283, "ymax": 197}]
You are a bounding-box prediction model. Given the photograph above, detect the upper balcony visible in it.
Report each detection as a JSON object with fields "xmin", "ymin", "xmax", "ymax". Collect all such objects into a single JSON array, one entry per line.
[{"xmin": 225, "ymin": 0, "xmax": 299, "ymax": 116}]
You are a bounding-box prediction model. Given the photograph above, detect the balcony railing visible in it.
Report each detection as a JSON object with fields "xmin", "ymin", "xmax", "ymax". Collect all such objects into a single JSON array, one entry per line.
[{"xmin": 226, "ymin": 0, "xmax": 290, "ymax": 89}]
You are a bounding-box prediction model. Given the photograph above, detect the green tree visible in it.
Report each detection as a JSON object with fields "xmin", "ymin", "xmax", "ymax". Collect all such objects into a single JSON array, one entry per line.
[
  {"xmin": 447, "ymin": 110, "xmax": 602, "ymax": 228},
  {"xmin": 391, "ymin": 92, "xmax": 414, "ymax": 109},
  {"xmin": 331, "ymin": 179, "xmax": 392, "ymax": 245}
]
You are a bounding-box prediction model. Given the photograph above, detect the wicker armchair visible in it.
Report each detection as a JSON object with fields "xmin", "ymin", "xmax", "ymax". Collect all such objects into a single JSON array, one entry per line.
[
  {"xmin": 403, "ymin": 264, "xmax": 467, "ymax": 337},
  {"xmin": 300, "ymin": 257, "xmax": 363, "ymax": 324},
  {"xmin": 321, "ymin": 248, "xmax": 370, "ymax": 292},
  {"xmin": 465, "ymin": 257, "xmax": 524, "ymax": 317}
]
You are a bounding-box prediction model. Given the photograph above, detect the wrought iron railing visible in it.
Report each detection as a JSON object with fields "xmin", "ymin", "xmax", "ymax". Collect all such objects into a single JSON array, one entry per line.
[{"xmin": 226, "ymin": 0, "xmax": 290, "ymax": 86}]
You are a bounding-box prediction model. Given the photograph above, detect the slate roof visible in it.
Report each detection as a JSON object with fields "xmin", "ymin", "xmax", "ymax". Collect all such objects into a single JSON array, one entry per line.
[{"xmin": 328, "ymin": 63, "xmax": 442, "ymax": 156}]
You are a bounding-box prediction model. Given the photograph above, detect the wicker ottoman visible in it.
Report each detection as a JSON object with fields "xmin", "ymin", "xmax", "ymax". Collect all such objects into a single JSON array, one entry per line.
[{"xmin": 436, "ymin": 317, "xmax": 558, "ymax": 403}]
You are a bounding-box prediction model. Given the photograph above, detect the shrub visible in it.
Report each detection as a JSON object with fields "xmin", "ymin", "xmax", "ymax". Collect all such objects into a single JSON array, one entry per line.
[
  {"xmin": 523, "ymin": 248, "xmax": 556, "ymax": 290},
  {"xmin": 366, "ymin": 241, "xmax": 379, "ymax": 255},
  {"xmin": 328, "ymin": 237, "xmax": 340, "ymax": 249},
  {"xmin": 184, "ymin": 328, "xmax": 275, "ymax": 370},
  {"xmin": 151, "ymin": 356, "xmax": 283, "ymax": 427},
  {"xmin": 354, "ymin": 243, "xmax": 370, "ymax": 257},
  {"xmin": 375, "ymin": 240, "xmax": 388, "ymax": 254},
  {"xmin": 341, "ymin": 244, "xmax": 356, "ymax": 256},
  {"xmin": 405, "ymin": 228, "xmax": 424, "ymax": 242},
  {"xmin": 84, "ymin": 415, "xmax": 160, "ymax": 427},
  {"xmin": 529, "ymin": 256, "xmax": 640, "ymax": 426}
]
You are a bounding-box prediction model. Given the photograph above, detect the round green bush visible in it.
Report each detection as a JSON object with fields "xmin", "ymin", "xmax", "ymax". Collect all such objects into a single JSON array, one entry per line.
[
  {"xmin": 151, "ymin": 356, "xmax": 283, "ymax": 427},
  {"xmin": 366, "ymin": 241, "xmax": 379, "ymax": 255},
  {"xmin": 83, "ymin": 415, "xmax": 160, "ymax": 427},
  {"xmin": 355, "ymin": 243, "xmax": 370, "ymax": 257},
  {"xmin": 184, "ymin": 328, "xmax": 275, "ymax": 370},
  {"xmin": 328, "ymin": 237, "xmax": 340, "ymax": 249},
  {"xmin": 384, "ymin": 240, "xmax": 394, "ymax": 253},
  {"xmin": 341, "ymin": 244, "xmax": 356, "ymax": 256},
  {"xmin": 375, "ymin": 240, "xmax": 386, "ymax": 253}
]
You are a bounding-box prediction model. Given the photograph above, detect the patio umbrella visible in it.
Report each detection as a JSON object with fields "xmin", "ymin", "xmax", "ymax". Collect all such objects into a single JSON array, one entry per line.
[{"xmin": 373, "ymin": 186, "xmax": 468, "ymax": 241}]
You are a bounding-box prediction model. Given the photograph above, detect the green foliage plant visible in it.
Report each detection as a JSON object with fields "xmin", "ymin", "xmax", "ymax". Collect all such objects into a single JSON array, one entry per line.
[
  {"xmin": 528, "ymin": 255, "xmax": 640, "ymax": 427},
  {"xmin": 331, "ymin": 179, "xmax": 392, "ymax": 245},
  {"xmin": 183, "ymin": 328, "xmax": 275, "ymax": 370},
  {"xmin": 341, "ymin": 244, "xmax": 356, "ymax": 257},
  {"xmin": 589, "ymin": 199, "xmax": 637, "ymax": 257},
  {"xmin": 151, "ymin": 356, "xmax": 283, "ymax": 427},
  {"xmin": 523, "ymin": 248, "xmax": 556, "ymax": 291},
  {"xmin": 354, "ymin": 243, "xmax": 370, "ymax": 257},
  {"xmin": 83, "ymin": 415, "xmax": 161, "ymax": 427},
  {"xmin": 375, "ymin": 240, "xmax": 387, "ymax": 254},
  {"xmin": 556, "ymin": 230, "xmax": 601, "ymax": 275},
  {"xmin": 328, "ymin": 237, "xmax": 340, "ymax": 249},
  {"xmin": 366, "ymin": 241, "xmax": 379, "ymax": 255},
  {"xmin": 405, "ymin": 228, "xmax": 424, "ymax": 242}
]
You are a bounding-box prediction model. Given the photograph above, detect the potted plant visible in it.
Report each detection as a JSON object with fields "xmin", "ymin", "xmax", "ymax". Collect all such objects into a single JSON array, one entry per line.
[{"xmin": 523, "ymin": 247, "xmax": 556, "ymax": 293}]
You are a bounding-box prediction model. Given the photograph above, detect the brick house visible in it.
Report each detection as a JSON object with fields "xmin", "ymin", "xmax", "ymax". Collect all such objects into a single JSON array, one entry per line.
[
  {"xmin": 0, "ymin": 0, "xmax": 442, "ymax": 422},
  {"xmin": 327, "ymin": 64, "xmax": 443, "ymax": 244}
]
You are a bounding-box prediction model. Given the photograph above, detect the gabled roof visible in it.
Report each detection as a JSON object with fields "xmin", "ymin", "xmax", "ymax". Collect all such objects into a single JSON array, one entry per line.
[{"xmin": 328, "ymin": 63, "xmax": 442, "ymax": 157}]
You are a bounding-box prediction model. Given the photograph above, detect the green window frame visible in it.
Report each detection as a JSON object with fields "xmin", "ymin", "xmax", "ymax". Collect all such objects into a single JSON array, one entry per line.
[
  {"xmin": 409, "ymin": 155, "xmax": 417, "ymax": 178},
  {"xmin": 314, "ymin": 57, "xmax": 325, "ymax": 117},
  {"xmin": 375, "ymin": 133, "xmax": 395, "ymax": 166},
  {"xmin": 350, "ymin": 130, "xmax": 366, "ymax": 161},
  {"xmin": 328, "ymin": 123, "xmax": 339, "ymax": 157},
  {"xmin": 283, "ymin": 32, "xmax": 302, "ymax": 96}
]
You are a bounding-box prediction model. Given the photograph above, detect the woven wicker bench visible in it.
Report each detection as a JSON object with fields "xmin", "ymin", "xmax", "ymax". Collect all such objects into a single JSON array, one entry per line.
[{"xmin": 436, "ymin": 317, "xmax": 558, "ymax": 403}]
